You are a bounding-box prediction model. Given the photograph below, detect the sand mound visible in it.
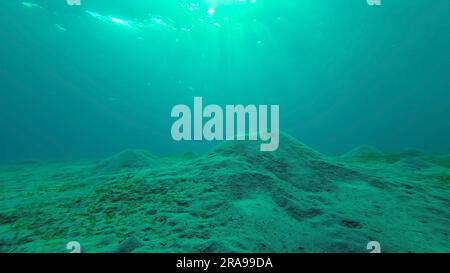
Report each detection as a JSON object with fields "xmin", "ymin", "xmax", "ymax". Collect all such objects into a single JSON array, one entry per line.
[
  {"xmin": 341, "ymin": 145, "xmax": 384, "ymax": 158},
  {"xmin": 393, "ymin": 157, "xmax": 434, "ymax": 171},
  {"xmin": 93, "ymin": 149, "xmax": 160, "ymax": 174},
  {"xmin": 212, "ymin": 132, "xmax": 323, "ymax": 161},
  {"xmin": 208, "ymin": 133, "xmax": 359, "ymax": 188}
]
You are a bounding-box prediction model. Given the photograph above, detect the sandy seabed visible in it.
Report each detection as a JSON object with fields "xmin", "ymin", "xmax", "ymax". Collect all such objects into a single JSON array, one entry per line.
[{"xmin": 0, "ymin": 134, "xmax": 449, "ymax": 253}]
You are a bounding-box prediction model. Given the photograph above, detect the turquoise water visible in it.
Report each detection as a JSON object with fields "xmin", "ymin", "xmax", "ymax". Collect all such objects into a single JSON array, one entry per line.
[
  {"xmin": 1, "ymin": 0, "xmax": 449, "ymax": 160},
  {"xmin": 0, "ymin": 1, "xmax": 449, "ymax": 253}
]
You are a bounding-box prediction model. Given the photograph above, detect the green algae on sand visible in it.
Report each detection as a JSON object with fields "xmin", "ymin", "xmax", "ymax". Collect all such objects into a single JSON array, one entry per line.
[{"xmin": 0, "ymin": 133, "xmax": 449, "ymax": 253}]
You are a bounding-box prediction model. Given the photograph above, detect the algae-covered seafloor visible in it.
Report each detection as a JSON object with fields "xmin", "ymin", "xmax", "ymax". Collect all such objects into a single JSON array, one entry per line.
[{"xmin": 0, "ymin": 133, "xmax": 448, "ymax": 253}]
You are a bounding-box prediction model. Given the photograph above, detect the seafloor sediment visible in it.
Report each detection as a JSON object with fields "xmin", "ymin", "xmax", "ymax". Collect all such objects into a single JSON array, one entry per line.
[{"xmin": 0, "ymin": 134, "xmax": 449, "ymax": 253}]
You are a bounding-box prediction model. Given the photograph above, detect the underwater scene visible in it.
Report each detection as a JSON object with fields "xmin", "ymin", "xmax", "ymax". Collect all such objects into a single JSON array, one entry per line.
[{"xmin": 0, "ymin": 0, "xmax": 449, "ymax": 253}]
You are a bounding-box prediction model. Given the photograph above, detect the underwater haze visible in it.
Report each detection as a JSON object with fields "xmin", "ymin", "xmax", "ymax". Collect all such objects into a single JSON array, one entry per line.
[
  {"xmin": 0, "ymin": 0, "xmax": 449, "ymax": 253},
  {"xmin": 1, "ymin": 0, "xmax": 450, "ymax": 160}
]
